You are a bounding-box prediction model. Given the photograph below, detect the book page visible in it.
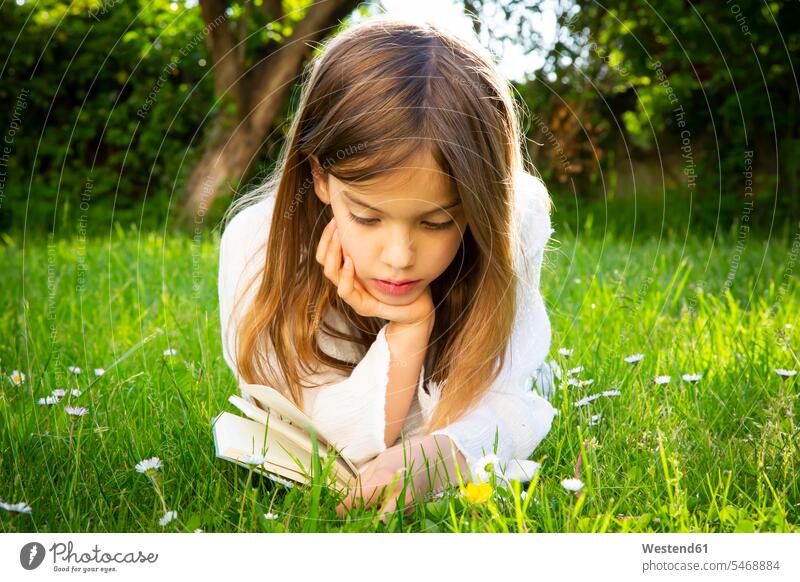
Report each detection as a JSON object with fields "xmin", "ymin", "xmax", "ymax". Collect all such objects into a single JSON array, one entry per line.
[
  {"xmin": 212, "ymin": 411, "xmax": 354, "ymax": 492},
  {"xmin": 228, "ymin": 394, "xmax": 269, "ymax": 425},
  {"xmin": 240, "ymin": 383, "xmax": 360, "ymax": 478}
]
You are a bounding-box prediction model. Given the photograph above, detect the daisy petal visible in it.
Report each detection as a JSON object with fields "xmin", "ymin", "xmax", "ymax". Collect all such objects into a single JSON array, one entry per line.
[
  {"xmin": 0, "ymin": 499, "xmax": 33, "ymax": 514},
  {"xmin": 560, "ymin": 477, "xmax": 584, "ymax": 492},
  {"xmin": 135, "ymin": 457, "xmax": 163, "ymax": 474},
  {"xmin": 159, "ymin": 510, "xmax": 177, "ymax": 526}
]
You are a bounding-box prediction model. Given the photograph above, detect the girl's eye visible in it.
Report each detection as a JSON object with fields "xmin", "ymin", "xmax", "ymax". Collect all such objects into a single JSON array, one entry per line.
[
  {"xmin": 348, "ymin": 212, "xmax": 454, "ymax": 231},
  {"xmin": 349, "ymin": 213, "xmax": 379, "ymax": 226},
  {"xmin": 422, "ymin": 220, "xmax": 455, "ymax": 231}
]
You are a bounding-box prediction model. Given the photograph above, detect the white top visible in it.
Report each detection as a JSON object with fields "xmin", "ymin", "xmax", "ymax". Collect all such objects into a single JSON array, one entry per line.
[{"xmin": 218, "ymin": 171, "xmax": 558, "ymax": 481}]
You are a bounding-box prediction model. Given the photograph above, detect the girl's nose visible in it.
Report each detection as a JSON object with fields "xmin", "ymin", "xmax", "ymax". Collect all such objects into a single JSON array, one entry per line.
[{"xmin": 381, "ymin": 230, "xmax": 415, "ymax": 271}]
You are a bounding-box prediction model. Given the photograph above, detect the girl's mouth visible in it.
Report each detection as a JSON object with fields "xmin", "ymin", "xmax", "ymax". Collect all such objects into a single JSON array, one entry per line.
[{"xmin": 373, "ymin": 279, "xmax": 421, "ymax": 295}]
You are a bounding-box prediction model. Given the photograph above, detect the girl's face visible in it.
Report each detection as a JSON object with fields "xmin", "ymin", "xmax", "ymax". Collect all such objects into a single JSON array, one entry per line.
[{"xmin": 311, "ymin": 151, "xmax": 468, "ymax": 306}]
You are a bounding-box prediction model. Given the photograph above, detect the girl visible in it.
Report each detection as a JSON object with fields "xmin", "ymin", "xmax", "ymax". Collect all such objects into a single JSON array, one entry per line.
[{"xmin": 218, "ymin": 16, "xmax": 557, "ymax": 519}]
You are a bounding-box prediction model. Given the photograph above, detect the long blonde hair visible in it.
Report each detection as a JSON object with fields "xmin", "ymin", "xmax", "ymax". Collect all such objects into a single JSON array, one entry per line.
[{"xmin": 222, "ymin": 16, "xmax": 551, "ymax": 434}]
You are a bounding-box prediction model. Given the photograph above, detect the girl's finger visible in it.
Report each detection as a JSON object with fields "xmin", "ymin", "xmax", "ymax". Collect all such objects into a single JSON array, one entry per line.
[
  {"xmin": 338, "ymin": 255, "xmax": 369, "ymax": 313},
  {"xmin": 338, "ymin": 478, "xmax": 362, "ymax": 515},
  {"xmin": 315, "ymin": 219, "xmax": 336, "ymax": 265},
  {"xmin": 379, "ymin": 502, "xmax": 395, "ymax": 525},
  {"xmin": 341, "ymin": 490, "xmax": 354, "ymax": 511},
  {"xmin": 337, "ymin": 255, "xmax": 355, "ymax": 300},
  {"xmin": 323, "ymin": 226, "xmax": 343, "ymax": 285},
  {"xmin": 352, "ymin": 276, "xmax": 369, "ymax": 296},
  {"xmin": 381, "ymin": 487, "xmax": 410, "ymax": 522}
]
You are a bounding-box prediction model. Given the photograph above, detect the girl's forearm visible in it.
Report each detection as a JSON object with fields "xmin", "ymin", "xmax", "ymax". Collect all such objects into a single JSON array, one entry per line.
[{"xmin": 383, "ymin": 320, "xmax": 432, "ymax": 448}]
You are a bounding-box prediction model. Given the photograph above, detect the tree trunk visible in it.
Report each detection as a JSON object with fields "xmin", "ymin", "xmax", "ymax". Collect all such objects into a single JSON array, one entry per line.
[{"xmin": 180, "ymin": 0, "xmax": 361, "ymax": 223}]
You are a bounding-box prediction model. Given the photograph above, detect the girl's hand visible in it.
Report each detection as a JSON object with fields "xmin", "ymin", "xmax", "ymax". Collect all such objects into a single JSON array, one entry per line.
[
  {"xmin": 335, "ymin": 435, "xmax": 461, "ymax": 523},
  {"xmin": 336, "ymin": 454, "xmax": 411, "ymax": 524},
  {"xmin": 316, "ymin": 217, "xmax": 435, "ymax": 328},
  {"xmin": 335, "ymin": 441, "xmax": 419, "ymax": 523}
]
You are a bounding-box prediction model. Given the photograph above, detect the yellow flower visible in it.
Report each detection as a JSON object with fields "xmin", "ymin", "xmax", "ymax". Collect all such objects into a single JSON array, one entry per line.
[{"xmin": 461, "ymin": 481, "xmax": 493, "ymax": 504}]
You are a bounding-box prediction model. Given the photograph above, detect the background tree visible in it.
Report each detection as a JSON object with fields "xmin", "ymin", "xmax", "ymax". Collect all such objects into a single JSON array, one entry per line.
[{"xmin": 183, "ymin": 0, "xmax": 362, "ymax": 221}]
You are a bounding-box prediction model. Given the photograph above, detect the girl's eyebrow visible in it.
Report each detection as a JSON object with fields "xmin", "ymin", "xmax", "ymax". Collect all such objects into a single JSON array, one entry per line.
[{"xmin": 341, "ymin": 189, "xmax": 461, "ymax": 217}]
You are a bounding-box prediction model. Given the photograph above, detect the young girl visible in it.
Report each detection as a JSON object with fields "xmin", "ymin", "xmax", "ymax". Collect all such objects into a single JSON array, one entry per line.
[{"xmin": 218, "ymin": 16, "xmax": 557, "ymax": 519}]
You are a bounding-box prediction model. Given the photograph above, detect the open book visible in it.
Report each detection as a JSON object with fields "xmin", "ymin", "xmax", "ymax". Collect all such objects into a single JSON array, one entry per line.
[{"xmin": 212, "ymin": 383, "xmax": 362, "ymax": 493}]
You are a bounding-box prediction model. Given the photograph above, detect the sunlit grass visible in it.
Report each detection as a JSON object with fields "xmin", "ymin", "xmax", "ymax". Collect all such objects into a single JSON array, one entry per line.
[{"xmin": 1, "ymin": 222, "xmax": 798, "ymax": 532}]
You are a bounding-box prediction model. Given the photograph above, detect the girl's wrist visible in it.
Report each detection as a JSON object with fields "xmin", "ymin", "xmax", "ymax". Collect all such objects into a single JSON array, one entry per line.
[{"xmin": 386, "ymin": 315, "xmax": 433, "ymax": 341}]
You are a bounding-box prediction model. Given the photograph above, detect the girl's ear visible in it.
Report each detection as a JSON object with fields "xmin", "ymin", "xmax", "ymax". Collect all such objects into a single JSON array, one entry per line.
[{"xmin": 309, "ymin": 155, "xmax": 331, "ymax": 205}]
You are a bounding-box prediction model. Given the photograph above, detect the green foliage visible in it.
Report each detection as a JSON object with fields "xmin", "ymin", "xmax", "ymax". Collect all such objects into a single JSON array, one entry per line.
[
  {"xmin": 0, "ymin": 0, "xmax": 215, "ymax": 235},
  {"xmin": 520, "ymin": 0, "xmax": 799, "ymax": 231},
  {"xmin": 1, "ymin": 0, "xmax": 797, "ymax": 238}
]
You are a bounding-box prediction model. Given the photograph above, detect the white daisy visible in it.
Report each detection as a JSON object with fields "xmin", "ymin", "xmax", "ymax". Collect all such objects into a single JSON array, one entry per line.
[
  {"xmin": 52, "ymin": 389, "xmax": 67, "ymax": 398},
  {"xmin": 135, "ymin": 457, "xmax": 163, "ymax": 474},
  {"xmin": 471, "ymin": 453, "xmax": 502, "ymax": 484},
  {"xmin": 681, "ymin": 373, "xmax": 702, "ymax": 383},
  {"xmin": 558, "ymin": 348, "xmax": 573, "ymax": 357},
  {"xmin": 68, "ymin": 366, "xmax": 82, "ymax": 375},
  {"xmin": 163, "ymin": 348, "xmax": 177, "ymax": 357},
  {"xmin": 561, "ymin": 478, "xmax": 584, "ymax": 492},
  {"xmin": 775, "ymin": 369, "xmax": 797, "ymax": 378},
  {"xmin": 240, "ymin": 453, "xmax": 267, "ymax": 466},
  {"xmin": 37, "ymin": 396, "xmax": 61, "ymax": 405},
  {"xmin": 64, "ymin": 406, "xmax": 89, "ymax": 416},
  {"xmin": 566, "ymin": 366, "xmax": 584, "ymax": 377},
  {"xmin": 159, "ymin": 510, "xmax": 178, "ymax": 526},
  {"xmin": 567, "ymin": 378, "xmax": 594, "ymax": 388},
  {"xmin": 624, "ymin": 354, "xmax": 644, "ymax": 364},
  {"xmin": 654, "ymin": 375, "xmax": 671, "ymax": 385},
  {"xmin": 0, "ymin": 499, "xmax": 32, "ymax": 514},
  {"xmin": 548, "ymin": 359, "xmax": 562, "ymax": 379},
  {"xmin": 94, "ymin": 368, "xmax": 106, "ymax": 377},
  {"xmin": 574, "ymin": 389, "xmax": 621, "ymax": 407},
  {"xmin": 589, "ymin": 413, "xmax": 603, "ymax": 425},
  {"xmin": 573, "ymin": 394, "xmax": 601, "ymax": 407},
  {"xmin": 71, "ymin": 389, "xmax": 82, "ymax": 397},
  {"xmin": 263, "ymin": 512, "xmax": 279, "ymax": 520},
  {"xmin": 8, "ymin": 370, "xmax": 25, "ymax": 386}
]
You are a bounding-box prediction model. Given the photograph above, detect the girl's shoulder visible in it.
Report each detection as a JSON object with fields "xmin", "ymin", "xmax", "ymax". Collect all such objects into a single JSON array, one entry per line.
[
  {"xmin": 515, "ymin": 170, "xmax": 554, "ymax": 254},
  {"xmin": 219, "ymin": 193, "xmax": 278, "ymax": 253},
  {"xmin": 223, "ymin": 190, "xmax": 277, "ymax": 233}
]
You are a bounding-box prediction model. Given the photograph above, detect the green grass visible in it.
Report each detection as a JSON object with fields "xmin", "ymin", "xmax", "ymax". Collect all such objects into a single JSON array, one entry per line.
[{"xmin": 1, "ymin": 222, "xmax": 798, "ymax": 532}]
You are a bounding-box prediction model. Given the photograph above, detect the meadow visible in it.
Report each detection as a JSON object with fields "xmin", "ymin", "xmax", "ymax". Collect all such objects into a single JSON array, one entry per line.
[{"xmin": 1, "ymin": 218, "xmax": 798, "ymax": 532}]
